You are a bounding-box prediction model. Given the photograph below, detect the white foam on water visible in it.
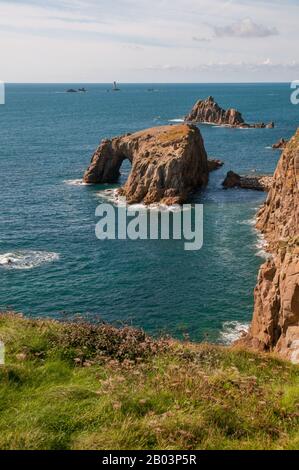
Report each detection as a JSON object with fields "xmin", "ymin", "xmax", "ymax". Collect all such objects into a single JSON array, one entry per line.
[
  {"xmin": 219, "ymin": 321, "xmax": 250, "ymax": 345},
  {"xmin": 254, "ymin": 232, "xmax": 271, "ymax": 259},
  {"xmin": 200, "ymin": 121, "xmax": 219, "ymax": 126},
  {"xmin": 265, "ymin": 146, "xmax": 272, "ymax": 149},
  {"xmin": 146, "ymin": 203, "xmax": 189, "ymax": 213},
  {"xmin": 168, "ymin": 118, "xmax": 184, "ymax": 123},
  {"xmin": 96, "ymin": 188, "xmax": 121, "ymax": 204},
  {"xmin": 96, "ymin": 189, "xmax": 189, "ymax": 212},
  {"xmin": 64, "ymin": 179, "xmax": 91, "ymax": 186},
  {"xmin": 255, "ymin": 249, "xmax": 272, "ymax": 260},
  {"xmin": 0, "ymin": 251, "xmax": 59, "ymax": 270},
  {"xmin": 238, "ymin": 217, "xmax": 256, "ymax": 226}
]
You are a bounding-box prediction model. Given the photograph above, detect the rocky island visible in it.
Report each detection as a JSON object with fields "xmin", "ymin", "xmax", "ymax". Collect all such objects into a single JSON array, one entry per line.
[
  {"xmin": 239, "ymin": 129, "xmax": 299, "ymax": 362},
  {"xmin": 222, "ymin": 171, "xmax": 272, "ymax": 191},
  {"xmin": 83, "ymin": 124, "xmax": 209, "ymax": 205},
  {"xmin": 185, "ymin": 96, "xmax": 274, "ymax": 129}
]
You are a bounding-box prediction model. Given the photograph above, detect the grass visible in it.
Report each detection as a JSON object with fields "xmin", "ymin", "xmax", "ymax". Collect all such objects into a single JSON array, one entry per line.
[
  {"xmin": 0, "ymin": 312, "xmax": 299, "ymax": 450},
  {"xmin": 158, "ymin": 125, "xmax": 190, "ymax": 144}
]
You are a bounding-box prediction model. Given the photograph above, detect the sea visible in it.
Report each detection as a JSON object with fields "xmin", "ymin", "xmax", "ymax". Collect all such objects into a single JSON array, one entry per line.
[{"xmin": 0, "ymin": 83, "xmax": 298, "ymax": 343}]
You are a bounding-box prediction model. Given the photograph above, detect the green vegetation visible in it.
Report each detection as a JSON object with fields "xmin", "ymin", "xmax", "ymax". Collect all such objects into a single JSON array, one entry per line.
[{"xmin": 0, "ymin": 312, "xmax": 299, "ymax": 450}]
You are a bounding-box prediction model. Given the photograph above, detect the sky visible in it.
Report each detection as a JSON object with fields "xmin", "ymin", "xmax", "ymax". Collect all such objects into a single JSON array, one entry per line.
[{"xmin": 0, "ymin": 0, "xmax": 298, "ymax": 82}]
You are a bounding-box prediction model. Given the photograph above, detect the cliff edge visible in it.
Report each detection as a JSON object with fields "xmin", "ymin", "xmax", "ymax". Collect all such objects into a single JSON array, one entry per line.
[{"xmin": 240, "ymin": 129, "xmax": 299, "ymax": 362}]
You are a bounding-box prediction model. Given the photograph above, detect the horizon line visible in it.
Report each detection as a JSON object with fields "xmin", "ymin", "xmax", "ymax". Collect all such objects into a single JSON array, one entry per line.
[{"xmin": 4, "ymin": 81, "xmax": 293, "ymax": 85}]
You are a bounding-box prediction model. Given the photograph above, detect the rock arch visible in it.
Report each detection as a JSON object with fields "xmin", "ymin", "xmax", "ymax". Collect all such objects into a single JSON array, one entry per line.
[{"xmin": 83, "ymin": 124, "xmax": 209, "ymax": 205}]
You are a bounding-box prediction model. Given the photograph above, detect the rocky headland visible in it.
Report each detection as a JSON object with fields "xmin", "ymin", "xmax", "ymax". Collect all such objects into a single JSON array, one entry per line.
[
  {"xmin": 238, "ymin": 129, "xmax": 299, "ymax": 362},
  {"xmin": 83, "ymin": 124, "xmax": 209, "ymax": 205},
  {"xmin": 185, "ymin": 96, "xmax": 274, "ymax": 129},
  {"xmin": 222, "ymin": 171, "xmax": 272, "ymax": 191}
]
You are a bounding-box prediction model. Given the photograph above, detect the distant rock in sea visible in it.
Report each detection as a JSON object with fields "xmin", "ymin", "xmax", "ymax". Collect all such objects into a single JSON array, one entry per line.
[
  {"xmin": 83, "ymin": 124, "xmax": 209, "ymax": 205},
  {"xmin": 222, "ymin": 170, "xmax": 272, "ymax": 191},
  {"xmin": 185, "ymin": 96, "xmax": 274, "ymax": 129},
  {"xmin": 272, "ymin": 138, "xmax": 288, "ymax": 149},
  {"xmin": 66, "ymin": 88, "xmax": 78, "ymax": 93},
  {"xmin": 207, "ymin": 159, "xmax": 224, "ymax": 171}
]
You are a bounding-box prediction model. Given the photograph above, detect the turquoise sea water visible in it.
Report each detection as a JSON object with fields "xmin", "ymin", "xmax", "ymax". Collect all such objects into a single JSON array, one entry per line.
[{"xmin": 0, "ymin": 83, "xmax": 298, "ymax": 342}]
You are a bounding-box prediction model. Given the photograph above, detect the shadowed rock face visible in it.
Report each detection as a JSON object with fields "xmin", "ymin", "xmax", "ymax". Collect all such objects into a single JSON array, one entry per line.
[
  {"xmin": 238, "ymin": 129, "xmax": 299, "ymax": 362},
  {"xmin": 185, "ymin": 96, "xmax": 274, "ymax": 129},
  {"xmin": 83, "ymin": 124, "xmax": 209, "ymax": 205}
]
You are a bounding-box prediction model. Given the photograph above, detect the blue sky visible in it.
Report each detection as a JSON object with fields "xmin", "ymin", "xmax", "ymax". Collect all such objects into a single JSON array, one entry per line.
[{"xmin": 0, "ymin": 0, "xmax": 298, "ymax": 82}]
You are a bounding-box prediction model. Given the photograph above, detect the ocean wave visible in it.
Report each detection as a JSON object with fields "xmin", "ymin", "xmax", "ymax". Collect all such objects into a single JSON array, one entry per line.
[
  {"xmin": 96, "ymin": 188, "xmax": 121, "ymax": 204},
  {"xmin": 265, "ymin": 146, "xmax": 272, "ymax": 149},
  {"xmin": 168, "ymin": 118, "xmax": 184, "ymax": 123},
  {"xmin": 0, "ymin": 251, "xmax": 59, "ymax": 270},
  {"xmin": 219, "ymin": 320, "xmax": 249, "ymax": 345},
  {"xmin": 254, "ymin": 233, "xmax": 272, "ymax": 259},
  {"xmin": 63, "ymin": 179, "xmax": 91, "ymax": 186},
  {"xmin": 202, "ymin": 122, "xmax": 254, "ymax": 129},
  {"xmin": 255, "ymin": 249, "xmax": 272, "ymax": 260},
  {"xmin": 238, "ymin": 217, "xmax": 256, "ymax": 226},
  {"xmin": 96, "ymin": 189, "xmax": 189, "ymax": 212}
]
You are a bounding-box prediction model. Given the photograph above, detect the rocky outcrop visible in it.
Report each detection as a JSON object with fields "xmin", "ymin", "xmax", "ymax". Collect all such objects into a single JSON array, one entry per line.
[
  {"xmin": 185, "ymin": 96, "xmax": 245, "ymax": 126},
  {"xmin": 238, "ymin": 129, "xmax": 299, "ymax": 362},
  {"xmin": 185, "ymin": 96, "xmax": 274, "ymax": 129},
  {"xmin": 222, "ymin": 171, "xmax": 272, "ymax": 191},
  {"xmin": 272, "ymin": 138, "xmax": 288, "ymax": 150},
  {"xmin": 208, "ymin": 159, "xmax": 224, "ymax": 171},
  {"xmin": 266, "ymin": 122, "xmax": 275, "ymax": 129},
  {"xmin": 83, "ymin": 124, "xmax": 209, "ymax": 205}
]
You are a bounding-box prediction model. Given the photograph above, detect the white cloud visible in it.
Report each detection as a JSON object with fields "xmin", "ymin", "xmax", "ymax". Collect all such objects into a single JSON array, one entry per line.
[
  {"xmin": 213, "ymin": 18, "xmax": 279, "ymax": 38},
  {"xmin": 0, "ymin": 0, "xmax": 298, "ymax": 82},
  {"xmin": 139, "ymin": 60, "xmax": 299, "ymax": 82},
  {"xmin": 192, "ymin": 36, "xmax": 210, "ymax": 43}
]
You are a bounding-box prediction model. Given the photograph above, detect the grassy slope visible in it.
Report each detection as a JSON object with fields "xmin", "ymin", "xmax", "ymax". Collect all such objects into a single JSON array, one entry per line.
[{"xmin": 0, "ymin": 313, "xmax": 298, "ymax": 450}]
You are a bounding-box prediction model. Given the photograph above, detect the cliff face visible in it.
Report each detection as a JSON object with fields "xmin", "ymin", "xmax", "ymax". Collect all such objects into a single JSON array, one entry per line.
[
  {"xmin": 83, "ymin": 124, "xmax": 209, "ymax": 205},
  {"xmin": 185, "ymin": 96, "xmax": 274, "ymax": 129},
  {"xmin": 242, "ymin": 129, "xmax": 299, "ymax": 362}
]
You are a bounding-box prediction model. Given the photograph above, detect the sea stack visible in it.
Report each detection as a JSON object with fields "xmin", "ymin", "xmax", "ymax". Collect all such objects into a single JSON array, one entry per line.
[
  {"xmin": 83, "ymin": 124, "xmax": 209, "ymax": 205},
  {"xmin": 185, "ymin": 96, "xmax": 245, "ymax": 126},
  {"xmin": 185, "ymin": 96, "xmax": 274, "ymax": 129},
  {"xmin": 238, "ymin": 129, "xmax": 299, "ymax": 362}
]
